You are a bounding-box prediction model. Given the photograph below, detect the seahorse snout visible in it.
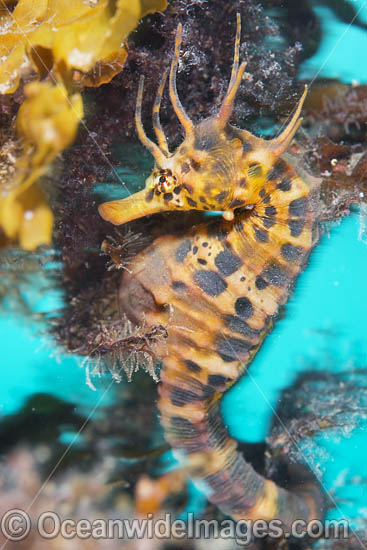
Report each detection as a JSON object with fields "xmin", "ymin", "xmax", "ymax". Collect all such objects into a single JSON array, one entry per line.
[{"xmin": 98, "ymin": 189, "xmax": 168, "ymax": 225}]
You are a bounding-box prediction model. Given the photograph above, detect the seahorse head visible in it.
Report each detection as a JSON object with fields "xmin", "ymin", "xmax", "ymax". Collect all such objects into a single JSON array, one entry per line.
[{"xmin": 99, "ymin": 15, "xmax": 307, "ymax": 226}]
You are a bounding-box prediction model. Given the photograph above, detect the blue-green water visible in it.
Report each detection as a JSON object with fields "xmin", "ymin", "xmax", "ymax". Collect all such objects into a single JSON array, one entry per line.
[
  {"xmin": 223, "ymin": 212, "xmax": 367, "ymax": 444},
  {"xmin": 0, "ymin": 316, "xmax": 112, "ymax": 417},
  {"xmin": 300, "ymin": 2, "xmax": 367, "ymax": 83},
  {"xmin": 0, "ymin": 279, "xmax": 112, "ymax": 418}
]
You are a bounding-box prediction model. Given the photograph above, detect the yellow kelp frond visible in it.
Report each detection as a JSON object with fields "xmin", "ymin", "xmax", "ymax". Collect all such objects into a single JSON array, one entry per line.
[
  {"xmin": 0, "ymin": 0, "xmax": 166, "ymax": 249},
  {"xmin": 0, "ymin": 0, "xmax": 167, "ymax": 93},
  {"xmin": 16, "ymin": 81, "xmax": 83, "ymax": 168},
  {"xmin": 0, "ymin": 0, "xmax": 48, "ymax": 94},
  {"xmin": 0, "ymin": 82, "xmax": 83, "ymax": 250}
]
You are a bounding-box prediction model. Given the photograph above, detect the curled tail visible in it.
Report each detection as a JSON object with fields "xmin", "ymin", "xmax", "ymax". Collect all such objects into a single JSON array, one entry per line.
[{"xmin": 158, "ymin": 347, "xmax": 324, "ymax": 527}]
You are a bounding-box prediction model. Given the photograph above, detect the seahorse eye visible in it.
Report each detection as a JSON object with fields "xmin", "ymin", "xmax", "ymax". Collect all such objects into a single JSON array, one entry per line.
[{"xmin": 155, "ymin": 172, "xmax": 176, "ymax": 193}]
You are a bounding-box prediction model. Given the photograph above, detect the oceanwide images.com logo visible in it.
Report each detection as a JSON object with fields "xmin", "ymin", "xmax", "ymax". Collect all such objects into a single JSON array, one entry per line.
[{"xmin": 0, "ymin": 510, "xmax": 350, "ymax": 545}]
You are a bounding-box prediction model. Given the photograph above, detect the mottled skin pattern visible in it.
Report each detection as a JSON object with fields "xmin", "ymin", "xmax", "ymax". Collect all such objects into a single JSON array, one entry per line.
[{"xmin": 99, "ymin": 15, "xmax": 324, "ymax": 528}]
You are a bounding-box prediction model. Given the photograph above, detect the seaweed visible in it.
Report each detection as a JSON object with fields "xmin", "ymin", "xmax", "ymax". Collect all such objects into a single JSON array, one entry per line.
[
  {"xmin": 0, "ymin": 0, "xmax": 167, "ymax": 250},
  {"xmin": 0, "ymin": 82, "xmax": 83, "ymax": 250},
  {"xmin": 0, "ymin": 0, "xmax": 167, "ymax": 94},
  {"xmin": 267, "ymin": 368, "xmax": 367, "ymax": 470},
  {"xmin": 300, "ymin": 82, "xmax": 367, "ymax": 220},
  {"xmin": 95, "ymin": 0, "xmax": 306, "ymax": 144}
]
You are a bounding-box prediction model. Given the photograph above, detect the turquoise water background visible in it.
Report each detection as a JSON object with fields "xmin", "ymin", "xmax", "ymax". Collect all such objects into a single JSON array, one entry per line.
[
  {"xmin": 300, "ymin": 1, "xmax": 367, "ymax": 83},
  {"xmin": 1, "ymin": 0, "xmax": 367, "ymax": 525}
]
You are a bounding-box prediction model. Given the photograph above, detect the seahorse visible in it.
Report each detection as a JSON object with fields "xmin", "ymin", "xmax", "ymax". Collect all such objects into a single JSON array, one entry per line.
[{"xmin": 99, "ymin": 15, "xmax": 324, "ymax": 528}]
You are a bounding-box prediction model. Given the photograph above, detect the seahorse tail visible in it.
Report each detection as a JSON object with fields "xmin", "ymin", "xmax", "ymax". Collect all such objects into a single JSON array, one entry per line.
[{"xmin": 158, "ymin": 351, "xmax": 325, "ymax": 529}]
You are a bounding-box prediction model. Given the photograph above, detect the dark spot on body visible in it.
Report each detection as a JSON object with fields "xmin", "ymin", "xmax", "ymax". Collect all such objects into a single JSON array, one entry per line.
[
  {"xmin": 267, "ymin": 159, "xmax": 287, "ymax": 180},
  {"xmin": 173, "ymin": 186, "xmax": 182, "ymax": 195},
  {"xmin": 229, "ymin": 199, "xmax": 244, "ymax": 208},
  {"xmin": 262, "ymin": 262, "xmax": 289, "ymax": 287},
  {"xmin": 185, "ymin": 360, "xmax": 201, "ymax": 373},
  {"xmin": 225, "ymin": 315, "xmax": 260, "ymax": 339},
  {"xmin": 262, "ymin": 194, "xmax": 270, "ymax": 204},
  {"xmin": 193, "ymin": 246, "xmax": 198, "ymax": 254},
  {"xmin": 201, "ymin": 385, "xmax": 215, "ymax": 400},
  {"xmin": 215, "ymin": 249, "xmax": 242, "ymax": 277},
  {"xmin": 281, "ymin": 243, "xmax": 304, "ymax": 262},
  {"xmin": 207, "ymin": 222, "xmax": 229, "ymax": 242},
  {"xmin": 216, "ymin": 336, "xmax": 253, "ymax": 362},
  {"xmin": 217, "ymin": 227, "xmax": 229, "ymax": 241},
  {"xmin": 289, "ymin": 219, "xmax": 304, "ymax": 237},
  {"xmin": 277, "ymin": 178, "xmax": 292, "ymax": 192},
  {"xmin": 181, "ymin": 163, "xmax": 190, "ymax": 174},
  {"xmin": 259, "ymin": 189, "xmax": 266, "ymax": 198},
  {"xmin": 265, "ymin": 205, "xmax": 277, "ymax": 217},
  {"xmin": 239, "ymin": 178, "xmax": 247, "ymax": 188},
  {"xmin": 172, "ymin": 280, "xmax": 187, "ymax": 290},
  {"xmin": 187, "ymin": 197, "xmax": 198, "ymax": 208},
  {"xmin": 164, "ymin": 192, "xmax": 173, "ymax": 201},
  {"xmin": 254, "ymin": 226, "xmax": 268, "ymax": 243},
  {"xmin": 242, "ymin": 141, "xmax": 252, "ymax": 153},
  {"xmin": 198, "ymin": 258, "xmax": 207, "ymax": 265},
  {"xmin": 170, "ymin": 387, "xmax": 199, "ymax": 407},
  {"xmin": 255, "ymin": 276, "xmax": 269, "ymax": 290},
  {"xmin": 200, "ymin": 196, "xmax": 207, "ymax": 204},
  {"xmin": 240, "ymin": 276, "xmax": 245, "ymax": 281},
  {"xmin": 175, "ymin": 239, "xmax": 192, "ymax": 263},
  {"xmin": 289, "ymin": 197, "xmax": 307, "ymax": 217},
  {"xmin": 170, "ymin": 417, "xmax": 196, "ymax": 432},
  {"xmin": 203, "ymin": 242, "xmax": 208, "ymax": 247},
  {"xmin": 194, "ymin": 270, "xmax": 227, "ymax": 296},
  {"xmin": 263, "ymin": 217, "xmax": 275, "ymax": 228},
  {"xmin": 208, "ymin": 374, "xmax": 232, "ymax": 387},
  {"xmin": 235, "ymin": 296, "xmax": 253, "ymax": 319},
  {"xmin": 191, "ymin": 159, "xmax": 202, "ymax": 171},
  {"xmin": 146, "ymin": 189, "xmax": 154, "ymax": 202},
  {"xmin": 183, "ymin": 183, "xmax": 194, "ymax": 194},
  {"xmin": 215, "ymin": 191, "xmax": 228, "ymax": 204}
]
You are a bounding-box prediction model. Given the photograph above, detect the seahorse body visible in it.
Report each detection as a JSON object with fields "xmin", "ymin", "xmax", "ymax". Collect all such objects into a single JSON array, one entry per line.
[{"xmin": 99, "ymin": 15, "xmax": 324, "ymax": 527}]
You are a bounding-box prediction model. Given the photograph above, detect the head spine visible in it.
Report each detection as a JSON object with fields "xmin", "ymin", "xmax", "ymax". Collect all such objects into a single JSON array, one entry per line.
[{"xmin": 99, "ymin": 14, "xmax": 308, "ymax": 226}]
